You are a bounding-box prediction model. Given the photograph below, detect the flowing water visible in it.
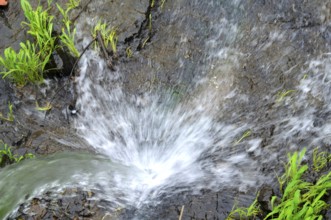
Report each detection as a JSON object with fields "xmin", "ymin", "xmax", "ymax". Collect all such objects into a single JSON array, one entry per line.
[{"xmin": 1, "ymin": 0, "xmax": 331, "ymax": 219}]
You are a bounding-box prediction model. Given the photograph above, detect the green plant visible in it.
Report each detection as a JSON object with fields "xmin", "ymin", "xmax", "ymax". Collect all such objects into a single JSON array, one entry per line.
[
  {"xmin": 149, "ymin": 13, "xmax": 152, "ymax": 32},
  {"xmin": 0, "ymin": 0, "xmax": 81, "ymax": 85},
  {"xmin": 276, "ymin": 90, "xmax": 296, "ymax": 102},
  {"xmin": 0, "ymin": 141, "xmax": 35, "ymax": 167},
  {"xmin": 235, "ymin": 130, "xmax": 252, "ymax": 144},
  {"xmin": 227, "ymin": 198, "xmax": 261, "ymax": 220},
  {"xmin": 313, "ymin": 148, "xmax": 329, "ymax": 172},
  {"xmin": 66, "ymin": 0, "xmax": 80, "ymax": 11},
  {"xmin": 108, "ymin": 29, "xmax": 118, "ymax": 54},
  {"xmin": 126, "ymin": 47, "xmax": 133, "ymax": 58},
  {"xmin": 267, "ymin": 172, "xmax": 331, "ymax": 219},
  {"xmin": 0, "ymin": 41, "xmax": 44, "ymax": 85},
  {"xmin": 0, "ymin": 102, "xmax": 14, "ymax": 122},
  {"xmin": 141, "ymin": 37, "xmax": 150, "ymax": 49},
  {"xmin": 35, "ymin": 101, "xmax": 52, "ymax": 111},
  {"xmin": 227, "ymin": 148, "xmax": 331, "ymax": 220},
  {"xmin": 21, "ymin": 0, "xmax": 55, "ymax": 64},
  {"xmin": 59, "ymin": 22, "xmax": 80, "ymax": 57},
  {"xmin": 0, "ymin": 0, "xmax": 55, "ymax": 85},
  {"xmin": 161, "ymin": 0, "xmax": 166, "ymax": 9},
  {"xmin": 0, "ymin": 143, "xmax": 14, "ymax": 165},
  {"xmin": 279, "ymin": 149, "xmax": 307, "ymax": 188},
  {"xmin": 92, "ymin": 21, "xmax": 118, "ymax": 54},
  {"xmin": 56, "ymin": 0, "xmax": 80, "ymax": 57}
]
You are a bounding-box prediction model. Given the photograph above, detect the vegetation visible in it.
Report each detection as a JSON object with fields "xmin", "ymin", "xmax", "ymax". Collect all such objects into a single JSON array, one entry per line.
[
  {"xmin": 276, "ymin": 90, "xmax": 296, "ymax": 102},
  {"xmin": 227, "ymin": 148, "xmax": 331, "ymax": 220},
  {"xmin": 141, "ymin": 37, "xmax": 150, "ymax": 49},
  {"xmin": 227, "ymin": 198, "xmax": 261, "ymax": 220},
  {"xmin": 126, "ymin": 47, "xmax": 133, "ymax": 58},
  {"xmin": 92, "ymin": 21, "xmax": 118, "ymax": 55},
  {"xmin": 0, "ymin": 141, "xmax": 35, "ymax": 167},
  {"xmin": 235, "ymin": 130, "xmax": 252, "ymax": 144},
  {"xmin": 149, "ymin": 13, "xmax": 153, "ymax": 32},
  {"xmin": 0, "ymin": 41, "xmax": 44, "ymax": 86},
  {"xmin": 58, "ymin": 20, "xmax": 80, "ymax": 57},
  {"xmin": 0, "ymin": 103, "xmax": 14, "ymax": 122},
  {"xmin": 35, "ymin": 101, "xmax": 52, "ymax": 111},
  {"xmin": 161, "ymin": 0, "xmax": 166, "ymax": 9},
  {"xmin": 56, "ymin": 0, "xmax": 81, "ymax": 57},
  {"xmin": 0, "ymin": 0, "xmax": 80, "ymax": 86},
  {"xmin": 313, "ymin": 148, "xmax": 331, "ymax": 172},
  {"xmin": 21, "ymin": 0, "xmax": 55, "ymax": 63}
]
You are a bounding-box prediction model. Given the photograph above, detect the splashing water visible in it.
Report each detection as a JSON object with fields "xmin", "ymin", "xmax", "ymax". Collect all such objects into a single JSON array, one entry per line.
[
  {"xmin": 72, "ymin": 47, "xmax": 260, "ymax": 208},
  {"xmin": 0, "ymin": 2, "xmax": 264, "ymax": 218}
]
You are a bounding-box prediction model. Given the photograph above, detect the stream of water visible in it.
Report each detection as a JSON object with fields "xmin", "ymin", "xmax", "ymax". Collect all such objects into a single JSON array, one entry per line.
[{"xmin": 0, "ymin": 0, "xmax": 330, "ymax": 219}]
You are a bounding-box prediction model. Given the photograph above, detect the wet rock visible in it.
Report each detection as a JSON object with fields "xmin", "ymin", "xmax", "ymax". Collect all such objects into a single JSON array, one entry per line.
[
  {"xmin": 117, "ymin": 189, "xmax": 241, "ymax": 220},
  {"xmin": 26, "ymin": 198, "xmax": 47, "ymax": 219},
  {"xmin": 257, "ymin": 185, "xmax": 274, "ymax": 213},
  {"xmin": 10, "ymin": 188, "xmax": 112, "ymax": 220},
  {"xmin": 0, "ymin": 0, "xmax": 25, "ymax": 52},
  {"xmin": 79, "ymin": 0, "xmax": 149, "ymax": 42},
  {"xmin": 0, "ymin": 153, "xmax": 13, "ymax": 167},
  {"xmin": 44, "ymin": 47, "xmax": 77, "ymax": 78},
  {"xmin": 0, "ymin": 79, "xmax": 91, "ymax": 155}
]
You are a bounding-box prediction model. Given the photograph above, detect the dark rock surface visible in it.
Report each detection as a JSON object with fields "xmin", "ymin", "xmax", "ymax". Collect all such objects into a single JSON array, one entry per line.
[
  {"xmin": 112, "ymin": 188, "xmax": 257, "ymax": 220},
  {"xmin": 9, "ymin": 188, "xmax": 112, "ymax": 220}
]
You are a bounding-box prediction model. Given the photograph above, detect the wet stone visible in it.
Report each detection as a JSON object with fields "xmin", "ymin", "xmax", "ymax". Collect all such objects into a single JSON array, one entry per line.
[
  {"xmin": 257, "ymin": 184, "xmax": 274, "ymax": 213},
  {"xmin": 8, "ymin": 188, "xmax": 111, "ymax": 220},
  {"xmin": 0, "ymin": 154, "xmax": 13, "ymax": 167}
]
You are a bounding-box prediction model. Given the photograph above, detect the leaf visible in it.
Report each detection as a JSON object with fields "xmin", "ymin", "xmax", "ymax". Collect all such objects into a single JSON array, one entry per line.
[{"xmin": 35, "ymin": 101, "xmax": 52, "ymax": 111}]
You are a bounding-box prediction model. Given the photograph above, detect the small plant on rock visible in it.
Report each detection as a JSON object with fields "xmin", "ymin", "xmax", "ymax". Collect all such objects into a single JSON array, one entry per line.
[
  {"xmin": 0, "ymin": 41, "xmax": 44, "ymax": 86},
  {"xmin": 235, "ymin": 130, "xmax": 252, "ymax": 144},
  {"xmin": 0, "ymin": 141, "xmax": 35, "ymax": 168},
  {"xmin": 0, "ymin": 0, "xmax": 54, "ymax": 85},
  {"xmin": 56, "ymin": 0, "xmax": 81, "ymax": 57},
  {"xmin": 227, "ymin": 148, "xmax": 331, "ymax": 220},
  {"xmin": 21, "ymin": 0, "xmax": 56, "ymax": 67},
  {"xmin": 313, "ymin": 148, "xmax": 331, "ymax": 172},
  {"xmin": 35, "ymin": 101, "xmax": 52, "ymax": 111},
  {"xmin": 92, "ymin": 21, "xmax": 118, "ymax": 55},
  {"xmin": 161, "ymin": 0, "xmax": 166, "ymax": 8},
  {"xmin": 227, "ymin": 198, "xmax": 261, "ymax": 220},
  {"xmin": 0, "ymin": 102, "xmax": 14, "ymax": 122},
  {"xmin": 126, "ymin": 47, "xmax": 133, "ymax": 58},
  {"xmin": 0, "ymin": 0, "xmax": 81, "ymax": 86}
]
